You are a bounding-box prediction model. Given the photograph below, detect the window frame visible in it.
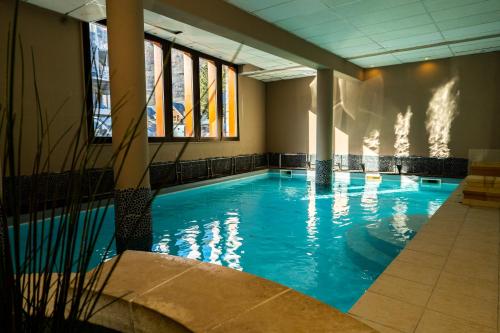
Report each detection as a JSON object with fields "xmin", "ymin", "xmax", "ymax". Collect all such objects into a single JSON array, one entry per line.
[{"xmin": 82, "ymin": 22, "xmax": 240, "ymax": 144}]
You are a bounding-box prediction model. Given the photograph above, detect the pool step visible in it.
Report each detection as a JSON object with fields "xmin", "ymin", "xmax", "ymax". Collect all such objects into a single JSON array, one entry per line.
[
  {"xmin": 345, "ymin": 226, "xmax": 393, "ymax": 273},
  {"xmin": 365, "ymin": 215, "xmax": 429, "ymax": 256}
]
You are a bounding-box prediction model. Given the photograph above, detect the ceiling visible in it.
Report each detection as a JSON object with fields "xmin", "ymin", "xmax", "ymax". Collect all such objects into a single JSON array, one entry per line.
[
  {"xmin": 24, "ymin": 0, "xmax": 316, "ymax": 82},
  {"xmin": 225, "ymin": 0, "xmax": 500, "ymax": 67},
  {"xmin": 24, "ymin": 0, "xmax": 500, "ymax": 79}
]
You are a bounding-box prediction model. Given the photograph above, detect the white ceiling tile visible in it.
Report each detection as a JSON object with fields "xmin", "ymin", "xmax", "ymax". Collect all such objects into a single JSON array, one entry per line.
[
  {"xmin": 357, "ymin": 14, "xmax": 434, "ymax": 35},
  {"xmin": 430, "ymin": 0, "xmax": 500, "ymax": 22},
  {"xmin": 450, "ymin": 37, "xmax": 500, "ymax": 52},
  {"xmin": 323, "ymin": 0, "xmax": 420, "ymax": 17},
  {"xmin": 253, "ymin": 0, "xmax": 330, "ymax": 22},
  {"xmin": 436, "ymin": 10, "xmax": 500, "ymax": 31},
  {"xmin": 453, "ymin": 45, "xmax": 500, "ymax": 55},
  {"xmin": 422, "ymin": 0, "xmax": 485, "ymax": 12},
  {"xmin": 380, "ymin": 32, "xmax": 444, "ymax": 49},
  {"xmin": 349, "ymin": 3, "xmax": 427, "ymax": 27},
  {"xmin": 369, "ymin": 24, "xmax": 438, "ymax": 43},
  {"xmin": 274, "ymin": 10, "xmax": 337, "ymax": 31},
  {"xmin": 352, "ymin": 54, "xmax": 402, "ymax": 67},
  {"xmin": 225, "ymin": 0, "xmax": 293, "ymax": 12},
  {"xmin": 442, "ymin": 21, "xmax": 500, "ymax": 40}
]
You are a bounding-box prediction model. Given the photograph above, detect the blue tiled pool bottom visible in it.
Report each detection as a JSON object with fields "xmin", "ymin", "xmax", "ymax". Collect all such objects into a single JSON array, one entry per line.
[{"xmin": 13, "ymin": 171, "xmax": 459, "ymax": 312}]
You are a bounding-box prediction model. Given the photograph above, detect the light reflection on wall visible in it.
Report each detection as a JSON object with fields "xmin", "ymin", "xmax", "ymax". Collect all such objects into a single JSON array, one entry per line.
[
  {"xmin": 223, "ymin": 212, "xmax": 243, "ymax": 271},
  {"xmin": 308, "ymin": 110, "xmax": 317, "ymax": 158},
  {"xmin": 394, "ymin": 107, "xmax": 413, "ymax": 157},
  {"xmin": 426, "ymin": 78, "xmax": 460, "ymax": 158},
  {"xmin": 362, "ymin": 129, "xmax": 380, "ymax": 171}
]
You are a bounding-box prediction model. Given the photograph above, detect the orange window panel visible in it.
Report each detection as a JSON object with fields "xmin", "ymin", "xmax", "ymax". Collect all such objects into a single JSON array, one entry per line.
[
  {"xmin": 153, "ymin": 43, "xmax": 165, "ymax": 137},
  {"xmin": 183, "ymin": 53, "xmax": 194, "ymax": 137},
  {"xmin": 228, "ymin": 67, "xmax": 237, "ymax": 137},
  {"xmin": 207, "ymin": 62, "xmax": 217, "ymax": 137}
]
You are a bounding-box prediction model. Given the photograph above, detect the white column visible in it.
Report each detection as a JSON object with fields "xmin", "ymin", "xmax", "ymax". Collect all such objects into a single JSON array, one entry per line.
[{"xmin": 106, "ymin": 0, "xmax": 152, "ymax": 252}]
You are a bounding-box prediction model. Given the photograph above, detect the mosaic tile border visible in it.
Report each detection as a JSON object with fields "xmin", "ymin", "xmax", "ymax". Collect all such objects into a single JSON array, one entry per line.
[
  {"xmin": 316, "ymin": 159, "xmax": 333, "ymax": 186},
  {"xmin": 114, "ymin": 187, "xmax": 153, "ymax": 252}
]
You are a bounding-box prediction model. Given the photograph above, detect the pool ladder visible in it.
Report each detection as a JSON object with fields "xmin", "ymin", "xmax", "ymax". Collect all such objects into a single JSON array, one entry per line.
[{"xmin": 280, "ymin": 169, "xmax": 293, "ymax": 178}]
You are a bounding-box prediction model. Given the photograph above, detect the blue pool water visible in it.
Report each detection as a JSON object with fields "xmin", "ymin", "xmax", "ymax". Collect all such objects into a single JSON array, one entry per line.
[{"xmin": 12, "ymin": 171, "xmax": 459, "ymax": 312}]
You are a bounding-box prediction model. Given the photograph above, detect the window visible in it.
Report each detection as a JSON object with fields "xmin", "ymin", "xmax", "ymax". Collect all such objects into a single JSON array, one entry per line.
[
  {"xmin": 222, "ymin": 65, "xmax": 238, "ymax": 137},
  {"xmin": 199, "ymin": 58, "xmax": 218, "ymax": 138},
  {"xmin": 88, "ymin": 22, "xmax": 165, "ymax": 138},
  {"xmin": 171, "ymin": 49, "xmax": 194, "ymax": 137},
  {"xmin": 89, "ymin": 22, "xmax": 111, "ymax": 137},
  {"xmin": 144, "ymin": 39, "xmax": 165, "ymax": 137},
  {"xmin": 84, "ymin": 22, "xmax": 239, "ymax": 141}
]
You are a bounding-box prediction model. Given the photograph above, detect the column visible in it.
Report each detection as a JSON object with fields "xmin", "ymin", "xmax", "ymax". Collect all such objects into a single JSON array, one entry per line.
[
  {"xmin": 315, "ymin": 68, "xmax": 334, "ymax": 187},
  {"xmin": 106, "ymin": 0, "xmax": 152, "ymax": 252}
]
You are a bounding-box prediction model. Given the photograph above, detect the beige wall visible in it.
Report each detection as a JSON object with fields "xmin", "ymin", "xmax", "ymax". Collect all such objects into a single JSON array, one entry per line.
[
  {"xmin": 266, "ymin": 52, "xmax": 500, "ymax": 159},
  {"xmin": 266, "ymin": 77, "xmax": 315, "ymax": 154},
  {"xmin": 0, "ymin": 1, "xmax": 87, "ymax": 175},
  {"xmin": 0, "ymin": 2, "xmax": 266, "ymax": 175}
]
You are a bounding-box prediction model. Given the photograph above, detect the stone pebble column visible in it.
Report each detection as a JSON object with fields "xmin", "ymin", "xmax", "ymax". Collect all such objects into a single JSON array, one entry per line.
[
  {"xmin": 106, "ymin": 0, "xmax": 152, "ymax": 252},
  {"xmin": 315, "ymin": 68, "xmax": 334, "ymax": 187}
]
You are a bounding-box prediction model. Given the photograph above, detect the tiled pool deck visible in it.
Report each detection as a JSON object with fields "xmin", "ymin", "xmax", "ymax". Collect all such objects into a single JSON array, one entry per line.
[{"xmin": 350, "ymin": 184, "xmax": 500, "ymax": 333}]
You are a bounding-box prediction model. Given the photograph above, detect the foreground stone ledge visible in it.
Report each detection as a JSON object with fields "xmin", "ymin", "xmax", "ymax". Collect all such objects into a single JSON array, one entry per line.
[{"xmin": 85, "ymin": 251, "xmax": 375, "ymax": 332}]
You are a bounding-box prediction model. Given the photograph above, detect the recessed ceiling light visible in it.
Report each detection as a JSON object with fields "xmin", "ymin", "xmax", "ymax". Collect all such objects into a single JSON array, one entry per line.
[
  {"xmin": 370, "ymin": 65, "xmax": 374, "ymax": 67},
  {"xmin": 424, "ymin": 57, "xmax": 430, "ymax": 60}
]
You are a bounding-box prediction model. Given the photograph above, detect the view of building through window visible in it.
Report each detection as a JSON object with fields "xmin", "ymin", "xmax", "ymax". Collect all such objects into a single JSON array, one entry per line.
[
  {"xmin": 88, "ymin": 23, "xmax": 238, "ymax": 140},
  {"xmin": 222, "ymin": 65, "xmax": 238, "ymax": 137},
  {"xmin": 144, "ymin": 39, "xmax": 165, "ymax": 137},
  {"xmin": 199, "ymin": 58, "xmax": 218, "ymax": 138},
  {"xmin": 171, "ymin": 49, "xmax": 194, "ymax": 137},
  {"xmin": 89, "ymin": 22, "xmax": 165, "ymax": 138},
  {"xmin": 89, "ymin": 22, "xmax": 111, "ymax": 137}
]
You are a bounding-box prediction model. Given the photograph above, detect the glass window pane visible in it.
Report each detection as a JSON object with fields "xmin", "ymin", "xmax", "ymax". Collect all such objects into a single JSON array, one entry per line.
[
  {"xmin": 222, "ymin": 65, "xmax": 238, "ymax": 137},
  {"xmin": 171, "ymin": 49, "xmax": 194, "ymax": 137},
  {"xmin": 144, "ymin": 39, "xmax": 165, "ymax": 137},
  {"xmin": 88, "ymin": 23, "xmax": 166, "ymax": 138},
  {"xmin": 89, "ymin": 22, "xmax": 112, "ymax": 137},
  {"xmin": 199, "ymin": 58, "xmax": 218, "ymax": 138}
]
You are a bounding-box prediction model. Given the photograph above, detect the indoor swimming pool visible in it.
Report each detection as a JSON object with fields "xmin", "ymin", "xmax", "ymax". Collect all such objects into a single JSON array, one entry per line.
[{"xmin": 13, "ymin": 171, "xmax": 459, "ymax": 312}]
